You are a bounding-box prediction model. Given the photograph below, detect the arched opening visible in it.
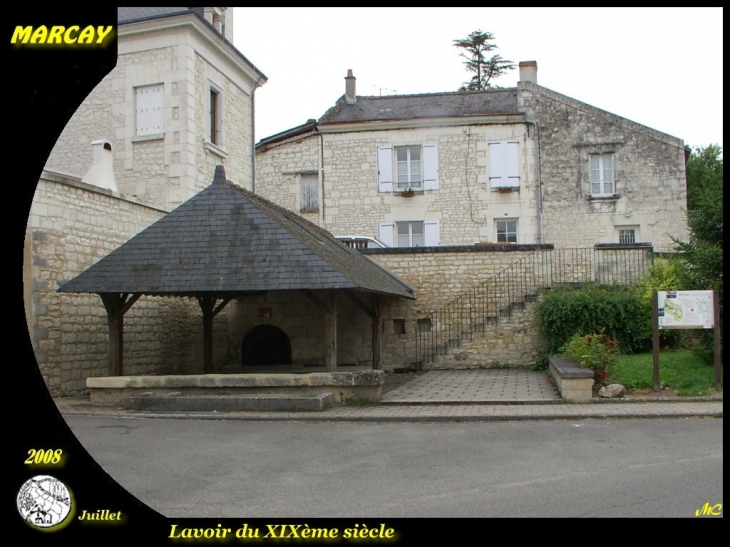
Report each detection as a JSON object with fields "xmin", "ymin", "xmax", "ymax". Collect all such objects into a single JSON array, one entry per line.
[{"xmin": 241, "ymin": 325, "xmax": 292, "ymax": 367}]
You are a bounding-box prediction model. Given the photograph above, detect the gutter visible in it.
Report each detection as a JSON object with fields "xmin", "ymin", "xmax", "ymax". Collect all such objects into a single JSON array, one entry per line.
[{"xmin": 525, "ymin": 119, "xmax": 543, "ymax": 244}]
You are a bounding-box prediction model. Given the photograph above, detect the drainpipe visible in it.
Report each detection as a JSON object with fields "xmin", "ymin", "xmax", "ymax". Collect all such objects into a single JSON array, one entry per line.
[
  {"xmin": 525, "ymin": 119, "xmax": 543, "ymax": 244},
  {"xmin": 316, "ymin": 124, "xmax": 325, "ymax": 229},
  {"xmin": 251, "ymin": 75, "xmax": 266, "ymax": 193}
]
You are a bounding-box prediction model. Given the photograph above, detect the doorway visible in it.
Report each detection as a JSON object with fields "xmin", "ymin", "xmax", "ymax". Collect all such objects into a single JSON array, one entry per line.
[{"xmin": 241, "ymin": 325, "xmax": 292, "ymax": 366}]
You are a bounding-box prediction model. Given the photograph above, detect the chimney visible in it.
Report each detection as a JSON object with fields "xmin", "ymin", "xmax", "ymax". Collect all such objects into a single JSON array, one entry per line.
[
  {"xmin": 81, "ymin": 139, "xmax": 118, "ymax": 192},
  {"xmin": 345, "ymin": 69, "xmax": 356, "ymax": 104},
  {"xmin": 518, "ymin": 61, "xmax": 538, "ymax": 85}
]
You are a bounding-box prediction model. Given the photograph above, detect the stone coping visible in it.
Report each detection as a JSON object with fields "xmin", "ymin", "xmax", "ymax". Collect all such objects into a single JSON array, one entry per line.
[
  {"xmin": 548, "ymin": 356, "xmax": 594, "ymax": 379},
  {"xmin": 87, "ymin": 371, "xmax": 385, "ymax": 390}
]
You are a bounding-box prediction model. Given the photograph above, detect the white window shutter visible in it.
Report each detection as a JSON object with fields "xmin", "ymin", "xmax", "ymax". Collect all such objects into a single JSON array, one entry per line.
[
  {"xmin": 423, "ymin": 144, "xmax": 439, "ymax": 190},
  {"xmin": 424, "ymin": 220, "xmax": 440, "ymax": 247},
  {"xmin": 505, "ymin": 141, "xmax": 519, "ymax": 187},
  {"xmin": 136, "ymin": 84, "xmax": 164, "ymax": 136},
  {"xmin": 377, "ymin": 147, "xmax": 393, "ymax": 192},
  {"xmin": 489, "ymin": 141, "xmax": 507, "ymax": 187},
  {"xmin": 378, "ymin": 222, "xmax": 395, "ymax": 247}
]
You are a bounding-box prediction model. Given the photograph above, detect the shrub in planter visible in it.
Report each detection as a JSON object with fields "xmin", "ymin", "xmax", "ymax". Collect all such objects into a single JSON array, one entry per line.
[{"xmin": 563, "ymin": 330, "xmax": 620, "ymax": 387}]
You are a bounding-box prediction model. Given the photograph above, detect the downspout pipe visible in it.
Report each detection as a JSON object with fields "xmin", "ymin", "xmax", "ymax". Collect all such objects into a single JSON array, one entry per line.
[
  {"xmin": 316, "ymin": 123, "xmax": 325, "ymax": 229},
  {"xmin": 251, "ymin": 75, "xmax": 266, "ymax": 193},
  {"xmin": 525, "ymin": 119, "xmax": 543, "ymax": 244}
]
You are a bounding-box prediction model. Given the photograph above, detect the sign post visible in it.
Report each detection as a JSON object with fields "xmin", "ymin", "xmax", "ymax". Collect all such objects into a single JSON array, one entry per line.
[{"xmin": 654, "ymin": 290, "xmax": 721, "ymax": 393}]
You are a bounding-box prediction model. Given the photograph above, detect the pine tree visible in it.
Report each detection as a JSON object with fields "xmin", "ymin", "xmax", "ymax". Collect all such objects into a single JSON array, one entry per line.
[{"xmin": 454, "ymin": 30, "xmax": 515, "ymax": 91}]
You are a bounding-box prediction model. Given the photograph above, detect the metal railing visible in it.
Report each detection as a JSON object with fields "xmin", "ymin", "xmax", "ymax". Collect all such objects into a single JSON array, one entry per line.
[{"xmin": 415, "ymin": 246, "xmax": 653, "ymax": 368}]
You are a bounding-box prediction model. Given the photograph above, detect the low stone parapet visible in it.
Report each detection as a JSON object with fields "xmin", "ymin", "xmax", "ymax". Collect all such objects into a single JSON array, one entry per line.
[
  {"xmin": 87, "ymin": 371, "xmax": 384, "ymax": 406},
  {"xmin": 548, "ymin": 356, "xmax": 594, "ymax": 403}
]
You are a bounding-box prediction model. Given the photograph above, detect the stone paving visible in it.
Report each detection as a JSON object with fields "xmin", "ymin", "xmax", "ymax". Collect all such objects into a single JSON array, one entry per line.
[
  {"xmin": 381, "ymin": 369, "xmax": 561, "ymax": 404},
  {"xmin": 53, "ymin": 369, "xmax": 723, "ymax": 423}
]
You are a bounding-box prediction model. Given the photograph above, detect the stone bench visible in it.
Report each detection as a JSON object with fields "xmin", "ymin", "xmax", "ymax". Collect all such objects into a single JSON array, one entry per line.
[
  {"xmin": 87, "ymin": 371, "xmax": 384, "ymax": 406},
  {"xmin": 548, "ymin": 356, "xmax": 594, "ymax": 403}
]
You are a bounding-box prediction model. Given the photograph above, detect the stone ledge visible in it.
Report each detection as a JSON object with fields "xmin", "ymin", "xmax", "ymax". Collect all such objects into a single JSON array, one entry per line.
[
  {"xmin": 87, "ymin": 371, "xmax": 385, "ymax": 406},
  {"xmin": 548, "ymin": 355, "xmax": 594, "ymax": 403},
  {"xmin": 125, "ymin": 393, "xmax": 334, "ymax": 412}
]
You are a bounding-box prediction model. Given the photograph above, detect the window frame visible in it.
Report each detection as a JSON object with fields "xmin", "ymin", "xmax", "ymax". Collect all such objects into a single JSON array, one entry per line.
[
  {"xmin": 495, "ymin": 219, "xmax": 518, "ymax": 243},
  {"xmin": 377, "ymin": 144, "xmax": 438, "ymax": 192},
  {"xmin": 590, "ymin": 153, "xmax": 615, "ymax": 197},
  {"xmin": 397, "ymin": 220, "xmax": 425, "ymax": 248},
  {"xmin": 208, "ymin": 83, "xmax": 223, "ymax": 147},
  {"xmin": 299, "ymin": 173, "xmax": 319, "ymax": 213},
  {"xmin": 395, "ymin": 146, "xmax": 423, "ymax": 189},
  {"xmin": 617, "ymin": 226, "xmax": 639, "ymax": 244}
]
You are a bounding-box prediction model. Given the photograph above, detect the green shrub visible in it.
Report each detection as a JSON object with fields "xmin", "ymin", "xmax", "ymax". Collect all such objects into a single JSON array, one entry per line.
[
  {"xmin": 562, "ymin": 330, "xmax": 621, "ymax": 386},
  {"xmin": 534, "ymin": 285, "xmax": 650, "ymax": 360},
  {"xmin": 635, "ymin": 257, "xmax": 688, "ymax": 349}
]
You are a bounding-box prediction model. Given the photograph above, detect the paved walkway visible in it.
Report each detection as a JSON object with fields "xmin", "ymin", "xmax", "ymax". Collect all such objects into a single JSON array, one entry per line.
[{"xmin": 53, "ymin": 369, "xmax": 723, "ymax": 422}]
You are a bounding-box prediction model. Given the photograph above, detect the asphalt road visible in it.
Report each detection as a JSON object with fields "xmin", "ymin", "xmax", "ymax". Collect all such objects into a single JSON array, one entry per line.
[{"xmin": 62, "ymin": 415, "xmax": 724, "ymax": 519}]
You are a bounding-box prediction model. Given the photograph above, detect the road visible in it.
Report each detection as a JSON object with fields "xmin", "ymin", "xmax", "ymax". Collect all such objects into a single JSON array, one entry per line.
[{"xmin": 58, "ymin": 415, "xmax": 724, "ymax": 519}]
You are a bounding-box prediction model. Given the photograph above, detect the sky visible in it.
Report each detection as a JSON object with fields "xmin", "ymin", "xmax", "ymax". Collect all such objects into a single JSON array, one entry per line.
[{"xmin": 233, "ymin": 7, "xmax": 723, "ymax": 151}]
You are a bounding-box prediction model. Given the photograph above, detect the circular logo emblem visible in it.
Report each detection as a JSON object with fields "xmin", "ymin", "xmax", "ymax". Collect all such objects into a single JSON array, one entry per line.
[{"xmin": 17, "ymin": 475, "xmax": 72, "ymax": 529}]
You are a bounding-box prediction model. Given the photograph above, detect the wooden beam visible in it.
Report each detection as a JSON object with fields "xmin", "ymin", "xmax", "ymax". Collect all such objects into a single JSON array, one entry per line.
[
  {"xmin": 212, "ymin": 296, "xmax": 233, "ymax": 317},
  {"xmin": 197, "ymin": 296, "xmax": 216, "ymax": 374},
  {"xmin": 301, "ymin": 289, "xmax": 327, "ymax": 310},
  {"xmin": 371, "ymin": 295, "xmax": 382, "ymax": 370},
  {"xmin": 344, "ymin": 289, "xmax": 374, "ymax": 318},
  {"xmin": 100, "ymin": 293, "xmax": 124, "ymax": 376},
  {"xmin": 323, "ymin": 291, "xmax": 337, "ymax": 372}
]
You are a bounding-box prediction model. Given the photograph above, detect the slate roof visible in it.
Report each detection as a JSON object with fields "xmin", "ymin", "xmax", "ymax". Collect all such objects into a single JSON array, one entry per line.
[
  {"xmin": 318, "ymin": 89, "xmax": 521, "ymax": 126},
  {"xmin": 58, "ymin": 166, "xmax": 413, "ymax": 299}
]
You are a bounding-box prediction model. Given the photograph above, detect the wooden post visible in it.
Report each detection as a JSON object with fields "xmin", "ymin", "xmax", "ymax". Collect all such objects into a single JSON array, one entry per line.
[
  {"xmin": 372, "ymin": 295, "xmax": 382, "ymax": 371},
  {"xmin": 198, "ymin": 296, "xmax": 215, "ymax": 374},
  {"xmin": 324, "ymin": 291, "xmax": 337, "ymax": 372},
  {"xmin": 102, "ymin": 294, "xmax": 124, "ymax": 377},
  {"xmin": 652, "ymin": 291, "xmax": 661, "ymax": 392},
  {"xmin": 713, "ymin": 290, "xmax": 722, "ymax": 391}
]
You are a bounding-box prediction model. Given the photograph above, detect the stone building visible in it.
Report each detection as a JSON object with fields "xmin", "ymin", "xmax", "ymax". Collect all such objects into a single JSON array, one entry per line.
[
  {"xmin": 44, "ymin": 7, "xmax": 266, "ymax": 210},
  {"xmin": 25, "ymin": 21, "xmax": 669, "ymax": 398},
  {"xmin": 255, "ymin": 62, "xmax": 690, "ymax": 252},
  {"xmin": 25, "ymin": 7, "xmax": 269, "ymax": 396}
]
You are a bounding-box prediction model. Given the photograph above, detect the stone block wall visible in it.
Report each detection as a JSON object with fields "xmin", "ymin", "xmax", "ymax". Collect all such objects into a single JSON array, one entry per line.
[
  {"xmin": 25, "ymin": 172, "xmax": 224, "ymax": 396},
  {"xmin": 519, "ymin": 81, "xmax": 689, "ymax": 251},
  {"xmin": 256, "ymin": 124, "xmax": 540, "ymax": 245},
  {"xmin": 44, "ymin": 26, "xmax": 255, "ymax": 213}
]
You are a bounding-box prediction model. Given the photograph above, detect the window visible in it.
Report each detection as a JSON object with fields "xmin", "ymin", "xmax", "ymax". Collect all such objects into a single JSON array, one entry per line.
[
  {"xmin": 396, "ymin": 146, "xmax": 421, "ymax": 188},
  {"xmin": 489, "ymin": 141, "xmax": 519, "ymax": 188},
  {"xmin": 617, "ymin": 227, "xmax": 639, "ymax": 244},
  {"xmin": 590, "ymin": 154, "xmax": 614, "ymax": 196},
  {"xmin": 300, "ymin": 174, "xmax": 319, "ymax": 212},
  {"xmin": 209, "ymin": 86, "xmax": 223, "ymax": 146},
  {"xmin": 397, "ymin": 221, "xmax": 424, "ymax": 248},
  {"xmin": 496, "ymin": 219, "xmax": 518, "ymax": 243},
  {"xmin": 135, "ymin": 84, "xmax": 164, "ymax": 136},
  {"xmin": 378, "ymin": 220, "xmax": 440, "ymax": 247},
  {"xmin": 393, "ymin": 319, "xmax": 406, "ymax": 335},
  {"xmin": 377, "ymin": 144, "xmax": 438, "ymax": 192}
]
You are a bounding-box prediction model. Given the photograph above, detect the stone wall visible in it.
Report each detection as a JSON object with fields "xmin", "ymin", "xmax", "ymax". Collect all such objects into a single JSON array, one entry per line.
[
  {"xmin": 256, "ymin": 124, "xmax": 539, "ymax": 245},
  {"xmin": 25, "ymin": 172, "xmax": 226, "ymax": 396},
  {"xmin": 519, "ymin": 81, "xmax": 689, "ymax": 252},
  {"xmin": 44, "ymin": 24, "xmax": 255, "ymax": 212}
]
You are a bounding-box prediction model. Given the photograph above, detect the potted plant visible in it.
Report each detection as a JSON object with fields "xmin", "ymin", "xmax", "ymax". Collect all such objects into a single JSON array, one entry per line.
[
  {"xmin": 494, "ymin": 186, "xmax": 515, "ymax": 193},
  {"xmin": 398, "ymin": 189, "xmax": 416, "ymax": 197}
]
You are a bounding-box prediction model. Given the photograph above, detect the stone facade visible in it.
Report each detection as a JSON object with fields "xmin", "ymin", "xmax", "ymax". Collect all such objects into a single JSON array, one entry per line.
[
  {"xmin": 44, "ymin": 9, "xmax": 263, "ymax": 211},
  {"xmin": 518, "ymin": 81, "xmax": 689, "ymax": 251},
  {"xmin": 25, "ymin": 172, "xmax": 229, "ymax": 396},
  {"xmin": 255, "ymin": 66, "xmax": 689, "ymax": 252}
]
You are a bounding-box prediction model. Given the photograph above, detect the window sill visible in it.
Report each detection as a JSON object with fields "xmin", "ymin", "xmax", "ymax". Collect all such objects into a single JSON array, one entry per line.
[
  {"xmin": 204, "ymin": 141, "xmax": 229, "ymax": 158},
  {"xmin": 132, "ymin": 133, "xmax": 164, "ymax": 143},
  {"xmin": 587, "ymin": 193, "xmax": 621, "ymax": 201}
]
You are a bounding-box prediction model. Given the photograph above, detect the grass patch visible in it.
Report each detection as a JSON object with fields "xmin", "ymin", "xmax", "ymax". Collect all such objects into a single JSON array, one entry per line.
[{"xmin": 610, "ymin": 350, "xmax": 721, "ymax": 397}]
